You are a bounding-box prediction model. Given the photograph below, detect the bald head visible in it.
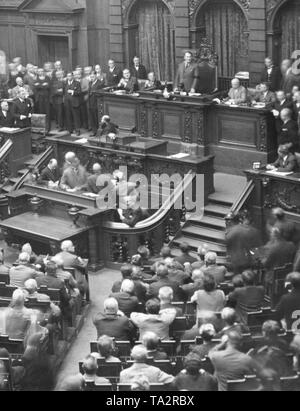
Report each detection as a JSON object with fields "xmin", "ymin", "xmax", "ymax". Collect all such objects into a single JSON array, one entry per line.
[
  {"xmin": 19, "ymin": 252, "xmax": 30, "ymax": 264},
  {"xmin": 65, "ymin": 152, "xmax": 76, "ymax": 164},
  {"xmin": 61, "ymin": 240, "xmax": 74, "ymax": 253},
  {"xmin": 280, "ymin": 108, "xmax": 292, "ymax": 121},
  {"xmin": 92, "ymin": 163, "xmax": 102, "ymax": 175},
  {"xmin": 12, "ymin": 289, "xmax": 25, "ymax": 307}
]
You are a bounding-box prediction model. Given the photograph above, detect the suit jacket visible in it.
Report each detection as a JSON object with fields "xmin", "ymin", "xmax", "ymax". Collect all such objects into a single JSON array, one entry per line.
[
  {"xmin": 33, "ymin": 76, "xmax": 51, "ymax": 102},
  {"xmin": 109, "ymin": 292, "xmax": 139, "ymax": 317},
  {"xmin": 262, "ymin": 239, "xmax": 297, "ymax": 271},
  {"xmin": 12, "ymin": 98, "xmax": 33, "ymax": 128},
  {"xmin": 38, "ymin": 166, "xmax": 60, "ymax": 183},
  {"xmin": 88, "ymin": 79, "xmax": 104, "ymax": 109},
  {"xmin": 36, "ymin": 275, "xmax": 70, "ymax": 307},
  {"xmin": 227, "ymin": 86, "xmax": 247, "ymax": 104},
  {"xmin": 148, "ymin": 278, "xmax": 182, "ymax": 301},
  {"xmin": 254, "ymin": 91, "xmax": 276, "ymax": 107},
  {"xmin": 278, "ymin": 119, "xmax": 299, "ymax": 148},
  {"xmin": 272, "ymin": 153, "xmax": 299, "ymax": 172},
  {"xmin": 174, "ymin": 62, "xmax": 199, "ymax": 92},
  {"xmin": 261, "ymin": 66, "xmax": 282, "ymax": 92},
  {"xmin": 9, "ymin": 264, "xmax": 37, "ymax": 288},
  {"xmin": 201, "ymin": 265, "xmax": 227, "ymax": 285},
  {"xmin": 51, "ymin": 79, "xmax": 65, "ymax": 104},
  {"xmin": 228, "ymin": 286, "xmax": 265, "ymax": 323},
  {"xmin": 281, "ymin": 70, "xmax": 300, "ymax": 94},
  {"xmin": 130, "ymin": 64, "xmax": 147, "ymax": 80},
  {"xmin": 293, "ymin": 102, "xmax": 300, "ymax": 125},
  {"xmin": 106, "ymin": 67, "xmax": 123, "ymax": 87},
  {"xmin": 93, "ymin": 312, "xmax": 134, "ymax": 340},
  {"xmin": 60, "ymin": 165, "xmax": 88, "ymax": 190},
  {"xmin": 118, "ymin": 76, "xmax": 139, "ymax": 93},
  {"xmin": 0, "ymin": 110, "xmax": 14, "ymax": 127},
  {"xmin": 64, "ymin": 80, "xmax": 82, "ymax": 108}
]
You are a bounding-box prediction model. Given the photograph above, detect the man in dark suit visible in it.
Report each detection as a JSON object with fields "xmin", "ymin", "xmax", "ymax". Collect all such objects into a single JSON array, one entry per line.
[
  {"xmin": 261, "ymin": 57, "xmax": 282, "ymax": 92},
  {"xmin": 272, "ymin": 90, "xmax": 294, "ymax": 137},
  {"xmin": 11, "ymin": 88, "xmax": 33, "ymax": 128},
  {"xmin": 64, "ymin": 72, "xmax": 81, "ymax": 136},
  {"xmin": 131, "ymin": 56, "xmax": 147, "ymax": 80},
  {"xmin": 85, "ymin": 163, "xmax": 102, "ymax": 194},
  {"xmin": 253, "ymin": 82, "xmax": 276, "ymax": 108},
  {"xmin": 278, "ymin": 108, "xmax": 299, "ymax": 151},
  {"xmin": 38, "ymin": 159, "xmax": 60, "ymax": 184},
  {"xmin": 33, "ymin": 68, "xmax": 51, "ymax": 133},
  {"xmin": 99, "ymin": 115, "xmax": 119, "ymax": 136},
  {"xmin": 174, "ymin": 51, "xmax": 199, "ymax": 93},
  {"xmin": 88, "ymin": 72, "xmax": 104, "ymax": 136},
  {"xmin": 293, "ymin": 90, "xmax": 300, "ymax": 128},
  {"xmin": 147, "ymin": 265, "xmax": 182, "ymax": 301},
  {"xmin": 0, "ymin": 100, "xmax": 14, "ymax": 127},
  {"xmin": 106, "ymin": 59, "xmax": 123, "ymax": 88},
  {"xmin": 51, "ymin": 70, "xmax": 65, "ymax": 131},
  {"xmin": 110, "ymin": 279, "xmax": 139, "ymax": 317},
  {"xmin": 267, "ymin": 144, "xmax": 298, "ymax": 173},
  {"xmin": 93, "ymin": 297, "xmax": 135, "ymax": 341}
]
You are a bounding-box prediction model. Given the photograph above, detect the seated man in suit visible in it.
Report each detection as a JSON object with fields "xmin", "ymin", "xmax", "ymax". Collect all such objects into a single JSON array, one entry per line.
[
  {"xmin": 9, "ymin": 252, "xmax": 38, "ymax": 288},
  {"xmin": 11, "ymin": 88, "xmax": 33, "ymax": 128},
  {"xmin": 38, "ymin": 159, "xmax": 60, "ymax": 185},
  {"xmin": 144, "ymin": 72, "xmax": 162, "ymax": 91},
  {"xmin": 253, "ymin": 82, "xmax": 276, "ymax": 108},
  {"xmin": 99, "ymin": 115, "xmax": 119, "ymax": 137},
  {"xmin": 60, "ymin": 157, "xmax": 88, "ymax": 192},
  {"xmin": 119, "ymin": 192, "xmax": 149, "ymax": 228},
  {"xmin": 267, "ymin": 144, "xmax": 299, "ymax": 173},
  {"xmin": 174, "ymin": 51, "xmax": 199, "ymax": 94},
  {"xmin": 131, "ymin": 56, "xmax": 147, "ymax": 80},
  {"xmin": 0, "ymin": 100, "xmax": 14, "ymax": 127},
  {"xmin": 93, "ymin": 297, "xmax": 135, "ymax": 341},
  {"xmin": 110, "ymin": 279, "xmax": 139, "ymax": 317},
  {"xmin": 201, "ymin": 252, "xmax": 227, "ymax": 285},
  {"xmin": 118, "ymin": 69, "xmax": 139, "ymax": 94},
  {"xmin": 85, "ymin": 163, "xmax": 102, "ymax": 194},
  {"xmin": 277, "ymin": 108, "xmax": 299, "ymax": 151},
  {"xmin": 225, "ymin": 78, "xmax": 247, "ymax": 105}
]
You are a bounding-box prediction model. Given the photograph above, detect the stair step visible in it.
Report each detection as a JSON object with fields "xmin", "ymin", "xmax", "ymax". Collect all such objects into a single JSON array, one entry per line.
[
  {"xmin": 189, "ymin": 215, "xmax": 226, "ymax": 230},
  {"xmin": 208, "ymin": 194, "xmax": 233, "ymax": 208},
  {"xmin": 24, "ymin": 155, "xmax": 40, "ymax": 166},
  {"xmin": 2, "ymin": 185, "xmax": 14, "ymax": 193},
  {"xmin": 173, "ymin": 236, "xmax": 227, "ymax": 256},
  {"xmin": 9, "ymin": 177, "xmax": 19, "ymax": 184},
  {"xmin": 17, "ymin": 168, "xmax": 28, "ymax": 176},
  {"xmin": 205, "ymin": 203, "xmax": 231, "ymax": 218},
  {"xmin": 181, "ymin": 224, "xmax": 226, "ymax": 243}
]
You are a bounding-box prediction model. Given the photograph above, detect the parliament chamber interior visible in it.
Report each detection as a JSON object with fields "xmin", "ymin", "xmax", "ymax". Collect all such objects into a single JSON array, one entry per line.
[{"xmin": 0, "ymin": 0, "xmax": 300, "ymax": 393}]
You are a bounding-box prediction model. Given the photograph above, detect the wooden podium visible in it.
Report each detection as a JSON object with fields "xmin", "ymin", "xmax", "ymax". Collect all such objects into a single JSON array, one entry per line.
[{"xmin": 0, "ymin": 127, "xmax": 32, "ymax": 176}]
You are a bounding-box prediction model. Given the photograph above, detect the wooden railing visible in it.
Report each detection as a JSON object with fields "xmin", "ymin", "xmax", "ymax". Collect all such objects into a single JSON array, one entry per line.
[
  {"xmin": 0, "ymin": 139, "xmax": 13, "ymax": 186},
  {"xmin": 218, "ymin": 77, "xmax": 250, "ymax": 92},
  {"xmin": 101, "ymin": 171, "xmax": 195, "ymax": 266},
  {"xmin": 13, "ymin": 145, "xmax": 54, "ymax": 191},
  {"xmin": 230, "ymin": 180, "xmax": 255, "ymax": 216}
]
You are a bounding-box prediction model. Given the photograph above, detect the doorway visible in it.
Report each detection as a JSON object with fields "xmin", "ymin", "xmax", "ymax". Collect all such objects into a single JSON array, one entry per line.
[{"xmin": 38, "ymin": 35, "xmax": 69, "ymax": 69}]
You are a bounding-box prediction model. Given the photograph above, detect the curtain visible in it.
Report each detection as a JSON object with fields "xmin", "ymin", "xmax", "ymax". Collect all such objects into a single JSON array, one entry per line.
[
  {"xmin": 137, "ymin": 0, "xmax": 175, "ymax": 81},
  {"xmin": 197, "ymin": 1, "xmax": 249, "ymax": 77},
  {"xmin": 280, "ymin": 1, "xmax": 300, "ymax": 60}
]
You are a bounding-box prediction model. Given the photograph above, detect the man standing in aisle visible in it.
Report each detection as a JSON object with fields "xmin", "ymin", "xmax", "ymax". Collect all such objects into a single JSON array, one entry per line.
[{"xmin": 64, "ymin": 72, "xmax": 81, "ymax": 136}]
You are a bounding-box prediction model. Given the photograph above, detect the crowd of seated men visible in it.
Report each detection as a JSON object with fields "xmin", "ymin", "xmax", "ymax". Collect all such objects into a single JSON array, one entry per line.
[
  {"xmin": 55, "ymin": 206, "xmax": 300, "ymax": 391},
  {"xmin": 0, "ymin": 240, "xmax": 89, "ymax": 391}
]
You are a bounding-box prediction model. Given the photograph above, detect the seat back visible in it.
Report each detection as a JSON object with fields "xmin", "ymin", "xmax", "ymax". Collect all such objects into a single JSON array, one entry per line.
[
  {"xmin": 38, "ymin": 286, "xmax": 60, "ymax": 304},
  {"xmin": 0, "ymin": 335, "xmax": 24, "ymax": 354},
  {"xmin": 31, "ymin": 114, "xmax": 47, "ymax": 135},
  {"xmin": 227, "ymin": 375, "xmax": 260, "ymax": 392},
  {"xmin": 117, "ymin": 383, "xmax": 165, "ymax": 391},
  {"xmin": 0, "ymin": 274, "xmax": 9, "ymax": 285},
  {"xmin": 0, "ymin": 284, "xmax": 16, "ymax": 298},
  {"xmin": 83, "ymin": 382, "xmax": 113, "ymax": 391}
]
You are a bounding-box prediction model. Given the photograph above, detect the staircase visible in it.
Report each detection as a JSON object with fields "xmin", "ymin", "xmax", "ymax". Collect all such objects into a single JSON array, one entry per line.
[
  {"xmin": 171, "ymin": 173, "xmax": 247, "ymax": 266},
  {"xmin": 0, "ymin": 148, "xmax": 53, "ymax": 195}
]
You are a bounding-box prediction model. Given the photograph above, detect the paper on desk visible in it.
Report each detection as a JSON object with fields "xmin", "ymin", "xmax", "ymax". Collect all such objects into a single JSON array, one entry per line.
[
  {"xmin": 168, "ymin": 153, "xmax": 190, "ymax": 159},
  {"xmin": 0, "ymin": 127, "xmax": 20, "ymax": 132},
  {"xmin": 74, "ymin": 138, "xmax": 88, "ymax": 144},
  {"xmin": 266, "ymin": 170, "xmax": 294, "ymax": 176},
  {"xmin": 82, "ymin": 192, "xmax": 99, "ymax": 198}
]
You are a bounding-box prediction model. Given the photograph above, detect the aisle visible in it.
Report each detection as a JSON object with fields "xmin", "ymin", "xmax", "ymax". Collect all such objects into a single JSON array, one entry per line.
[{"xmin": 54, "ymin": 268, "xmax": 120, "ymax": 391}]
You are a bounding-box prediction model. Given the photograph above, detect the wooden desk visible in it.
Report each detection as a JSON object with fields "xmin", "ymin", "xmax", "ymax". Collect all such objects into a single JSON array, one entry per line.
[
  {"xmin": 96, "ymin": 92, "xmax": 277, "ymax": 175},
  {"xmin": 2, "ymin": 185, "xmax": 108, "ymax": 270},
  {"xmin": 46, "ymin": 134, "xmax": 215, "ymax": 201}
]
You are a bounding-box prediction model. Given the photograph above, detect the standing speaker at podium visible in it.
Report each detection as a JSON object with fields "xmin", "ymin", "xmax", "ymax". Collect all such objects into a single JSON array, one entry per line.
[{"xmin": 174, "ymin": 51, "xmax": 199, "ymax": 93}]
